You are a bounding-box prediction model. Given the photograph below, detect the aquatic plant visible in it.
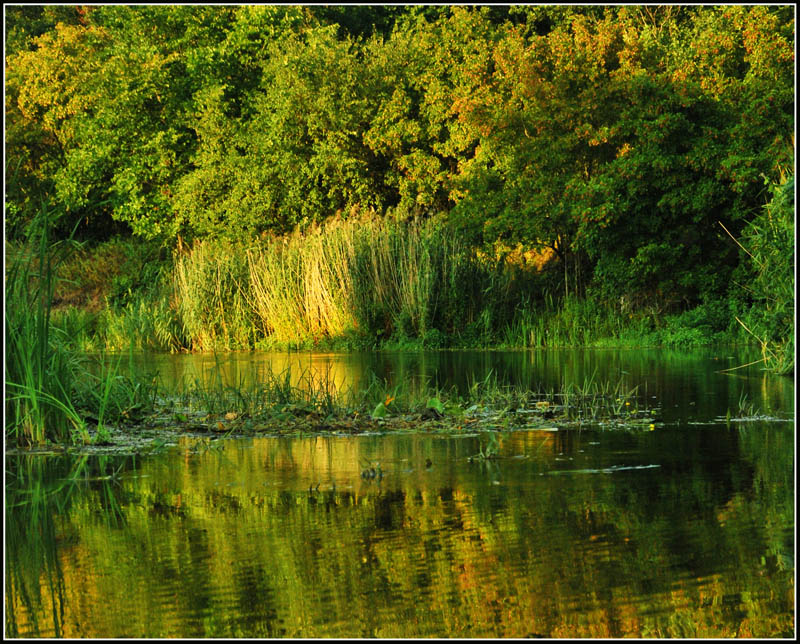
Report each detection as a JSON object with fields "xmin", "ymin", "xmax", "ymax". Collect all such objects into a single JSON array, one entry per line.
[
  {"xmin": 5, "ymin": 205, "xmax": 89, "ymax": 445},
  {"xmin": 5, "ymin": 205, "xmax": 161, "ymax": 445},
  {"xmin": 725, "ymin": 173, "xmax": 794, "ymax": 375},
  {"xmin": 158, "ymin": 358, "xmax": 657, "ymax": 441},
  {"xmin": 174, "ymin": 215, "xmax": 501, "ymax": 349},
  {"xmin": 173, "ymin": 238, "xmax": 256, "ymax": 351}
]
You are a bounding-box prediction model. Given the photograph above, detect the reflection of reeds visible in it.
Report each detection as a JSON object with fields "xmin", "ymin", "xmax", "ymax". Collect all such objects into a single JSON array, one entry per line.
[
  {"xmin": 5, "ymin": 454, "xmax": 123, "ymax": 637},
  {"xmin": 7, "ymin": 420, "xmax": 793, "ymax": 638}
]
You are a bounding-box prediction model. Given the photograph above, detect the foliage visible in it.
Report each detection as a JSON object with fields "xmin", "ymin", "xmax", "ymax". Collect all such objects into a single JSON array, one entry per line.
[
  {"xmin": 733, "ymin": 174, "xmax": 795, "ymax": 374},
  {"xmin": 450, "ymin": 6, "xmax": 793, "ymax": 308},
  {"xmin": 4, "ymin": 205, "xmax": 159, "ymax": 445},
  {"xmin": 5, "ymin": 207, "xmax": 88, "ymax": 445},
  {"xmin": 173, "ymin": 238, "xmax": 256, "ymax": 351},
  {"xmin": 5, "ymin": 5, "xmax": 794, "ymax": 346},
  {"xmin": 172, "ymin": 216, "xmax": 502, "ymax": 350}
]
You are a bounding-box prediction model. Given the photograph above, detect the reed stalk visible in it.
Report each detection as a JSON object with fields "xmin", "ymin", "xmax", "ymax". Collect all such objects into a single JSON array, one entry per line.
[
  {"xmin": 174, "ymin": 215, "xmax": 493, "ymax": 349},
  {"xmin": 5, "ymin": 205, "xmax": 89, "ymax": 444}
]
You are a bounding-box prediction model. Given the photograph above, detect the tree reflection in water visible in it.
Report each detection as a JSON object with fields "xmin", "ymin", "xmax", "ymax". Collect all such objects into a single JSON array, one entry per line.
[{"xmin": 5, "ymin": 421, "xmax": 794, "ymax": 638}]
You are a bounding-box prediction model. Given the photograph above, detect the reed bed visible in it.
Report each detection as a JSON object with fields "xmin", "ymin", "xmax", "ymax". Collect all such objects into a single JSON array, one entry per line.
[
  {"xmin": 5, "ymin": 207, "xmax": 160, "ymax": 446},
  {"xmin": 5, "ymin": 209, "xmax": 88, "ymax": 445},
  {"xmin": 733, "ymin": 174, "xmax": 794, "ymax": 375},
  {"xmin": 501, "ymin": 293, "xmax": 636, "ymax": 348},
  {"xmin": 173, "ymin": 215, "xmax": 501, "ymax": 349},
  {"xmin": 173, "ymin": 239, "xmax": 256, "ymax": 350}
]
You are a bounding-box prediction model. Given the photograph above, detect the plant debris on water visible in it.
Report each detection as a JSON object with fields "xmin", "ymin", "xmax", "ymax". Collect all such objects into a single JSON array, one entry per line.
[{"xmin": 7, "ymin": 364, "xmax": 669, "ymax": 455}]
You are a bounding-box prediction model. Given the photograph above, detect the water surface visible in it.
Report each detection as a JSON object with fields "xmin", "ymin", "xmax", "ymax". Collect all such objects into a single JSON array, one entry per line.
[{"xmin": 5, "ymin": 348, "xmax": 795, "ymax": 638}]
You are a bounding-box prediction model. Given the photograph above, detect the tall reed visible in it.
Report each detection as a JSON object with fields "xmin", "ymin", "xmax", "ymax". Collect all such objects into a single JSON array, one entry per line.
[
  {"xmin": 173, "ymin": 239, "xmax": 256, "ymax": 350},
  {"xmin": 101, "ymin": 295, "xmax": 185, "ymax": 352},
  {"xmin": 734, "ymin": 174, "xmax": 794, "ymax": 375},
  {"xmin": 5, "ymin": 206, "xmax": 159, "ymax": 445},
  {"xmin": 501, "ymin": 293, "xmax": 635, "ymax": 348},
  {"xmin": 5, "ymin": 206, "xmax": 88, "ymax": 445},
  {"xmin": 174, "ymin": 215, "xmax": 497, "ymax": 349}
]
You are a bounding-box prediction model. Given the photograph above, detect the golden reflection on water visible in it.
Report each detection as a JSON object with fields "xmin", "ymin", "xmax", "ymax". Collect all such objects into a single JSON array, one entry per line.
[
  {"xmin": 127, "ymin": 347, "xmax": 794, "ymax": 423},
  {"xmin": 7, "ymin": 424, "xmax": 794, "ymax": 638}
]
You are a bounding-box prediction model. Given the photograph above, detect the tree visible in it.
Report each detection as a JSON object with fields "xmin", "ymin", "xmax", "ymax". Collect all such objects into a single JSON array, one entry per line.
[
  {"xmin": 6, "ymin": 19, "xmax": 118, "ymax": 238},
  {"xmin": 173, "ymin": 20, "xmax": 387, "ymax": 239},
  {"xmin": 448, "ymin": 6, "xmax": 794, "ymax": 308}
]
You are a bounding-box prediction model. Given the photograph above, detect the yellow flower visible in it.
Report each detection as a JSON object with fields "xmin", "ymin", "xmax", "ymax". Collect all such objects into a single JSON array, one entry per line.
[{"xmin": 649, "ymin": 424, "xmax": 655, "ymax": 431}]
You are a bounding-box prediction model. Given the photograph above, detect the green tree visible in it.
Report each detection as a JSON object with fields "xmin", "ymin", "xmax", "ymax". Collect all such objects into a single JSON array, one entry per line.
[
  {"xmin": 6, "ymin": 19, "xmax": 117, "ymax": 238},
  {"xmin": 365, "ymin": 7, "xmax": 501, "ymax": 218},
  {"xmin": 449, "ymin": 6, "xmax": 793, "ymax": 309},
  {"xmin": 173, "ymin": 20, "xmax": 386, "ymax": 239}
]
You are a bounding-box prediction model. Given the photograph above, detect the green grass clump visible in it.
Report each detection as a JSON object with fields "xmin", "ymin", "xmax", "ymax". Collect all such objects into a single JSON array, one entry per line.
[
  {"xmin": 5, "ymin": 208, "xmax": 89, "ymax": 445},
  {"xmin": 501, "ymin": 293, "xmax": 641, "ymax": 348},
  {"xmin": 733, "ymin": 174, "xmax": 794, "ymax": 375},
  {"xmin": 173, "ymin": 238, "xmax": 258, "ymax": 351},
  {"xmin": 5, "ymin": 207, "xmax": 160, "ymax": 446},
  {"xmin": 172, "ymin": 215, "xmax": 504, "ymax": 350},
  {"xmin": 100, "ymin": 295, "xmax": 185, "ymax": 352}
]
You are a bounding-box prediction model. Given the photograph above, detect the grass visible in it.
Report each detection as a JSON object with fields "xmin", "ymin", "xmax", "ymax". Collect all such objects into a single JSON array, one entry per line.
[
  {"xmin": 154, "ymin": 360, "xmax": 656, "ymax": 440},
  {"xmin": 500, "ymin": 293, "xmax": 633, "ymax": 348},
  {"xmin": 4, "ymin": 221, "xmax": 661, "ymax": 451},
  {"xmin": 725, "ymin": 173, "xmax": 794, "ymax": 375},
  {"xmin": 172, "ymin": 215, "xmax": 510, "ymax": 350},
  {"xmin": 5, "ymin": 206, "xmax": 89, "ymax": 445},
  {"xmin": 5, "ymin": 205, "xmax": 160, "ymax": 447},
  {"xmin": 32, "ymin": 209, "xmax": 756, "ymax": 354},
  {"xmin": 100, "ymin": 296, "xmax": 185, "ymax": 352},
  {"xmin": 173, "ymin": 238, "xmax": 256, "ymax": 351}
]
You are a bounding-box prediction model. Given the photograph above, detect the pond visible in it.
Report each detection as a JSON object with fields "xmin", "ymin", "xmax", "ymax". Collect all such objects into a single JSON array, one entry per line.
[{"xmin": 5, "ymin": 348, "xmax": 795, "ymax": 637}]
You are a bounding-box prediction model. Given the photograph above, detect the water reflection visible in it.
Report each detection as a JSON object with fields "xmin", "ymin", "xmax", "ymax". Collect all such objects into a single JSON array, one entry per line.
[
  {"xmin": 6, "ymin": 421, "xmax": 794, "ymax": 638},
  {"xmin": 119, "ymin": 347, "xmax": 794, "ymax": 424}
]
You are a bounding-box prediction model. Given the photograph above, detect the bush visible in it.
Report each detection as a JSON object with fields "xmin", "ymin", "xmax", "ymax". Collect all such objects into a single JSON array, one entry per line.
[{"xmin": 734, "ymin": 174, "xmax": 794, "ymax": 374}]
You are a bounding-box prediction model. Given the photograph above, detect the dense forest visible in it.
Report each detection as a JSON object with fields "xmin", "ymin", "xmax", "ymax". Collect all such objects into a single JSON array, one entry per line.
[{"xmin": 4, "ymin": 5, "xmax": 795, "ymax": 368}]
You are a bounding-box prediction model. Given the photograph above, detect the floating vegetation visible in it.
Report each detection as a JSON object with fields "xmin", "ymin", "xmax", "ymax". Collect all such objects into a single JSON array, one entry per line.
[
  {"xmin": 6, "ymin": 363, "xmax": 669, "ymax": 456},
  {"xmin": 155, "ymin": 365, "xmax": 662, "ymax": 437}
]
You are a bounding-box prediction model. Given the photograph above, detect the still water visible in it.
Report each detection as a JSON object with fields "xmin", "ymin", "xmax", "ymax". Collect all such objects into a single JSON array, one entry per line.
[{"xmin": 5, "ymin": 348, "xmax": 795, "ymax": 638}]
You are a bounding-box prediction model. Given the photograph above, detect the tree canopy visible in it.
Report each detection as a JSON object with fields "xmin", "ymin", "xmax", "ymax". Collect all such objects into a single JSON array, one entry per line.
[{"xmin": 5, "ymin": 5, "xmax": 794, "ymax": 309}]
